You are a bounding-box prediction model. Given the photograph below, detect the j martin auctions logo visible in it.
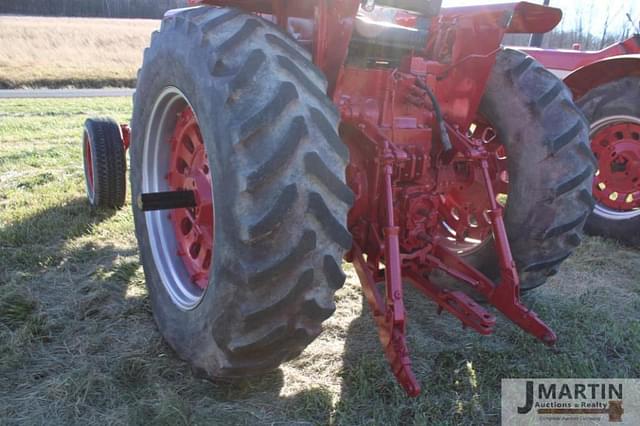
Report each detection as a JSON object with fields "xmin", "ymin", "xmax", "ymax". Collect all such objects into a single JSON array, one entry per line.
[
  {"xmin": 502, "ymin": 379, "xmax": 640, "ymax": 425},
  {"xmin": 517, "ymin": 381, "xmax": 623, "ymax": 421}
]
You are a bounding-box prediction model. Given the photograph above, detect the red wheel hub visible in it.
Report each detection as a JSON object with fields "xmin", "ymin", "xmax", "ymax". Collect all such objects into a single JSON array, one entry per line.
[
  {"xmin": 592, "ymin": 121, "xmax": 640, "ymax": 212},
  {"xmin": 437, "ymin": 122, "xmax": 508, "ymax": 253},
  {"xmin": 167, "ymin": 107, "xmax": 214, "ymax": 290},
  {"xmin": 84, "ymin": 133, "xmax": 94, "ymax": 195}
]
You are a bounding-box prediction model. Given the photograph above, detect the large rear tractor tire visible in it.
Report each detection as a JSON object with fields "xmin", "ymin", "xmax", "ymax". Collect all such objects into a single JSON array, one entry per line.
[
  {"xmin": 437, "ymin": 49, "xmax": 596, "ymax": 292},
  {"xmin": 130, "ymin": 7, "xmax": 352, "ymax": 378},
  {"xmin": 82, "ymin": 117, "xmax": 127, "ymax": 210},
  {"xmin": 577, "ymin": 77, "xmax": 640, "ymax": 246}
]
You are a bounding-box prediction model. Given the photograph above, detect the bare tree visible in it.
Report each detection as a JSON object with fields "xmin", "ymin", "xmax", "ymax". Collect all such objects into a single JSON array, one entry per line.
[{"xmin": 599, "ymin": 11, "xmax": 610, "ymax": 49}]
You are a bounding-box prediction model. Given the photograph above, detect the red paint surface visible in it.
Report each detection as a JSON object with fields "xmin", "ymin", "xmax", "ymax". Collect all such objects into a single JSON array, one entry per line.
[
  {"xmin": 523, "ymin": 36, "xmax": 640, "ymax": 99},
  {"xmin": 523, "ymin": 36, "xmax": 640, "ymax": 72},
  {"xmin": 167, "ymin": 107, "xmax": 215, "ymax": 290},
  {"xmin": 592, "ymin": 122, "xmax": 640, "ymax": 212},
  {"xmin": 84, "ymin": 134, "xmax": 94, "ymax": 194}
]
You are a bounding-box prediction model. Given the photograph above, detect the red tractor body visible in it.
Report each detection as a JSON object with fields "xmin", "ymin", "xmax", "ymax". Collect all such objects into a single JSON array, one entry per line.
[
  {"xmin": 82, "ymin": 1, "xmax": 595, "ymax": 396},
  {"xmin": 521, "ymin": 35, "xmax": 640, "ymax": 96},
  {"xmin": 196, "ymin": 0, "xmax": 563, "ymax": 124}
]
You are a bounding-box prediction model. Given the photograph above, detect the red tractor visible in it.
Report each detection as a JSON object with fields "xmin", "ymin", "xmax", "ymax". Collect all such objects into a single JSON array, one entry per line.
[
  {"xmin": 521, "ymin": 35, "xmax": 640, "ymax": 246},
  {"xmin": 81, "ymin": 1, "xmax": 596, "ymax": 396}
]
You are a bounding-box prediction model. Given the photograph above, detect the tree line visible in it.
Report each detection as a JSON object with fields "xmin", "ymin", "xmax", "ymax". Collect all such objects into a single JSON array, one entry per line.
[
  {"xmin": 505, "ymin": 28, "xmax": 636, "ymax": 50},
  {"xmin": 532, "ymin": 0, "xmax": 637, "ymax": 49},
  {"xmin": 506, "ymin": 0, "xmax": 638, "ymax": 50},
  {"xmin": 0, "ymin": 0, "xmax": 190, "ymax": 19}
]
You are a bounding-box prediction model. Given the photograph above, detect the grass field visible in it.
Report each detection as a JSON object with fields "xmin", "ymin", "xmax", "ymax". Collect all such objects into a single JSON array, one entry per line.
[
  {"xmin": 0, "ymin": 16, "xmax": 158, "ymax": 89},
  {"xmin": 0, "ymin": 97, "xmax": 639, "ymax": 425}
]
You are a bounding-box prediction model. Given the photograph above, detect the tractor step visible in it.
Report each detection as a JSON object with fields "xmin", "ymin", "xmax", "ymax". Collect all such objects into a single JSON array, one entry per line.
[{"xmin": 137, "ymin": 190, "xmax": 197, "ymax": 212}]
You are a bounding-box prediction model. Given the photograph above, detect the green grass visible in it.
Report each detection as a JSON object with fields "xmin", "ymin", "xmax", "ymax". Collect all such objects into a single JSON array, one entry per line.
[{"xmin": 0, "ymin": 98, "xmax": 639, "ymax": 425}]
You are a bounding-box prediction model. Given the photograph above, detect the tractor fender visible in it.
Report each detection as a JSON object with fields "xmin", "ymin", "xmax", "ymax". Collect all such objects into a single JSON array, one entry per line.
[
  {"xmin": 441, "ymin": 2, "xmax": 562, "ymax": 34},
  {"xmin": 563, "ymin": 54, "xmax": 640, "ymax": 100}
]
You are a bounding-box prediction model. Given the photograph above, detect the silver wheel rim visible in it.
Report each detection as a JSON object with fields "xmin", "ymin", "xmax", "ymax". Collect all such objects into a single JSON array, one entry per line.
[
  {"xmin": 590, "ymin": 115, "xmax": 640, "ymax": 221},
  {"xmin": 142, "ymin": 87, "xmax": 210, "ymax": 310}
]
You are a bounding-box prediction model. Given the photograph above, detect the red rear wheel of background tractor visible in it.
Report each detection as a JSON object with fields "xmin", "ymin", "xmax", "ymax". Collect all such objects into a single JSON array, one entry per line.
[
  {"xmin": 130, "ymin": 8, "xmax": 352, "ymax": 378},
  {"xmin": 82, "ymin": 118, "xmax": 127, "ymax": 209},
  {"xmin": 435, "ymin": 49, "xmax": 595, "ymax": 292},
  {"xmin": 577, "ymin": 77, "xmax": 640, "ymax": 246}
]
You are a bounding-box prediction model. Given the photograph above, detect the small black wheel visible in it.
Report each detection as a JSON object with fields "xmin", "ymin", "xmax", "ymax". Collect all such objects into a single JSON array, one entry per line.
[
  {"xmin": 577, "ymin": 77, "xmax": 640, "ymax": 246},
  {"xmin": 83, "ymin": 117, "xmax": 127, "ymax": 209}
]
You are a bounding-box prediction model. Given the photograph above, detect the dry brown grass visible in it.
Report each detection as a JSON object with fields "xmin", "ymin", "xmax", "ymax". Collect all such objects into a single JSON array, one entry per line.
[{"xmin": 0, "ymin": 16, "xmax": 158, "ymax": 89}]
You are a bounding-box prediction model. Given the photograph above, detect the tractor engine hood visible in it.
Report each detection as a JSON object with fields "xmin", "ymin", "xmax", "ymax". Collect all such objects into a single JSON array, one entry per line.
[{"xmin": 441, "ymin": 1, "xmax": 562, "ymax": 34}]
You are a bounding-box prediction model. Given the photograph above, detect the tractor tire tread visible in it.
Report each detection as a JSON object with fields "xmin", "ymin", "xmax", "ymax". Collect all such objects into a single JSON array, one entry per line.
[
  {"xmin": 576, "ymin": 76, "xmax": 640, "ymax": 246},
  {"xmin": 304, "ymin": 152, "xmax": 355, "ymax": 205},
  {"xmin": 248, "ymin": 183, "xmax": 298, "ymax": 242},
  {"xmin": 132, "ymin": 6, "xmax": 351, "ymax": 378},
  {"xmin": 245, "ymin": 115, "xmax": 306, "ymax": 193},
  {"xmin": 477, "ymin": 49, "xmax": 595, "ymax": 290}
]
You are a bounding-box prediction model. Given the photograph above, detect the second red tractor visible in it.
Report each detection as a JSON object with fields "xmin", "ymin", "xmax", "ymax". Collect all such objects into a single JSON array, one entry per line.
[{"xmin": 522, "ymin": 34, "xmax": 640, "ymax": 246}]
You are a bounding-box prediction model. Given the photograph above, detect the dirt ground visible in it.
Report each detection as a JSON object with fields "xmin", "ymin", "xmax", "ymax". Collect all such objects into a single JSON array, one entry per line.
[{"xmin": 0, "ymin": 97, "xmax": 639, "ymax": 425}]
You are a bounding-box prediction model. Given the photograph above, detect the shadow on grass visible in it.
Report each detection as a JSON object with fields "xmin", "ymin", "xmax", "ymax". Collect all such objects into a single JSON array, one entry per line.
[
  {"xmin": 334, "ymin": 287, "xmax": 521, "ymax": 425},
  {"xmin": 3, "ymin": 198, "xmax": 638, "ymax": 424},
  {"xmin": 0, "ymin": 197, "xmax": 120, "ymax": 272},
  {"xmin": 1, "ymin": 197, "xmax": 127, "ymax": 378},
  {"xmin": 0, "ymin": 196, "xmax": 124, "ymax": 327},
  {"xmin": 0, "ymin": 193, "xmax": 541, "ymax": 424},
  {"xmin": 334, "ymin": 265, "xmax": 640, "ymax": 425},
  {"xmin": 0, "ymin": 198, "xmax": 335, "ymax": 425}
]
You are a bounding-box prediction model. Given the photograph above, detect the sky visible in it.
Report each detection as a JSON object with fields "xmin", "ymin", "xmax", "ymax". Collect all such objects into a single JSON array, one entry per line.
[{"xmin": 442, "ymin": 0, "xmax": 639, "ymax": 35}]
